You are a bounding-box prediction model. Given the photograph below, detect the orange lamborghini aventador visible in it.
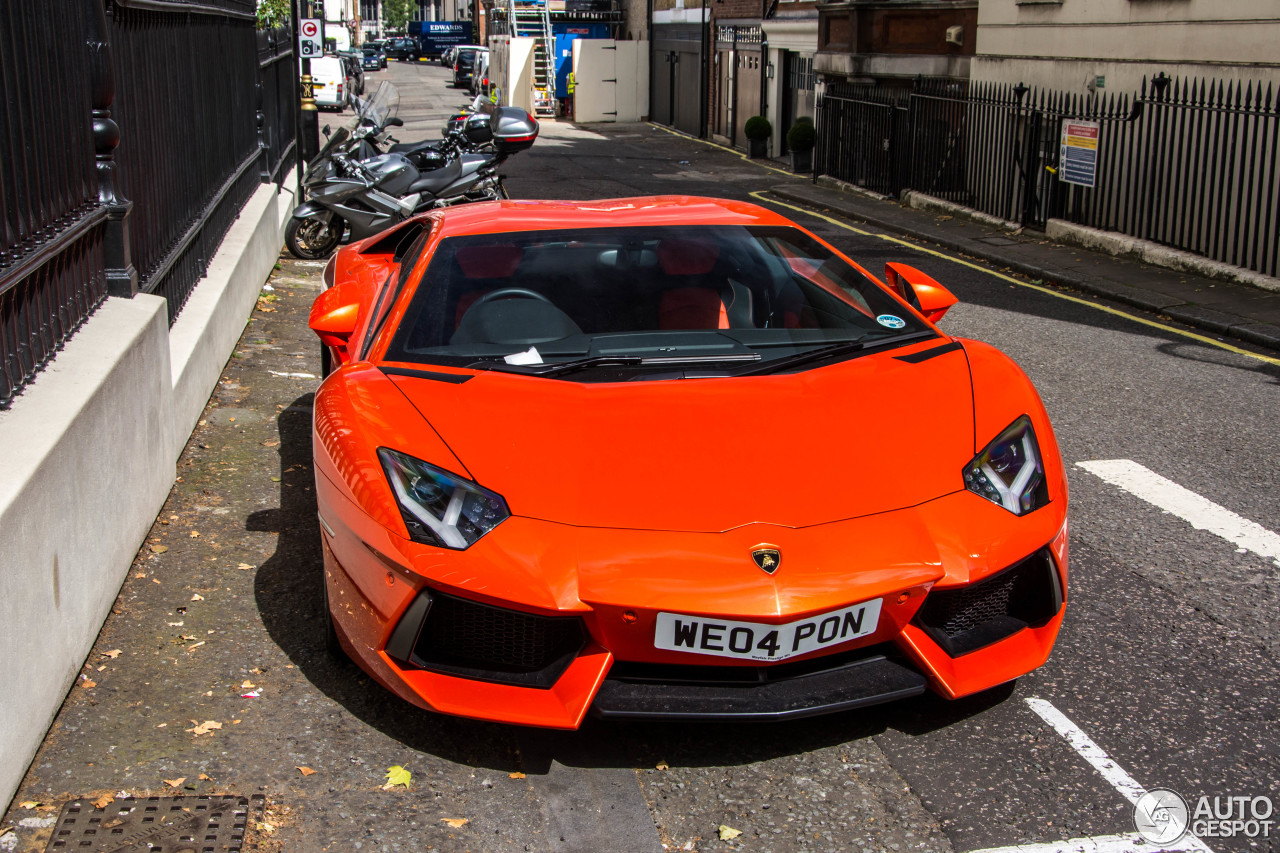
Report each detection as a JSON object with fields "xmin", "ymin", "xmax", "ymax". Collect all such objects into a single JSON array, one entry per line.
[{"xmin": 308, "ymin": 196, "xmax": 1069, "ymax": 728}]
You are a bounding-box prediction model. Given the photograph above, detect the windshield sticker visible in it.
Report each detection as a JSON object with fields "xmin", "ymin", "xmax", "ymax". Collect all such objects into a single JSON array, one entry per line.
[{"xmin": 876, "ymin": 314, "xmax": 906, "ymax": 329}]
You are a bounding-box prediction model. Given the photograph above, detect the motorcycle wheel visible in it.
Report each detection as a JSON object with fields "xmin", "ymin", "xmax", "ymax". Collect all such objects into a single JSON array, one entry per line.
[{"xmin": 285, "ymin": 216, "xmax": 342, "ymax": 260}]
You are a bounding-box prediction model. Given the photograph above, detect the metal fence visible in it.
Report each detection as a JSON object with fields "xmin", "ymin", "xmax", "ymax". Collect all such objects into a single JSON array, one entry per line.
[
  {"xmin": 816, "ymin": 75, "xmax": 1280, "ymax": 279},
  {"xmin": 0, "ymin": 0, "xmax": 296, "ymax": 408}
]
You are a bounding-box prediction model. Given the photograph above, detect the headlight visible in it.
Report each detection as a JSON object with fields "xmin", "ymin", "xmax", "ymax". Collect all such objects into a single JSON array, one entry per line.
[
  {"xmin": 378, "ymin": 448, "xmax": 510, "ymax": 549},
  {"xmin": 963, "ymin": 416, "xmax": 1049, "ymax": 515}
]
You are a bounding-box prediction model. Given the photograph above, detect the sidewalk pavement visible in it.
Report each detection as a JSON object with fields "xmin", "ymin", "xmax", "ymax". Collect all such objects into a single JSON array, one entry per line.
[{"xmin": 766, "ymin": 178, "xmax": 1280, "ymax": 352}]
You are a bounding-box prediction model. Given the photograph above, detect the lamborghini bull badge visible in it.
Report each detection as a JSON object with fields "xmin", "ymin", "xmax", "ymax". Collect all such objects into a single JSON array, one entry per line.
[{"xmin": 753, "ymin": 548, "xmax": 781, "ymax": 574}]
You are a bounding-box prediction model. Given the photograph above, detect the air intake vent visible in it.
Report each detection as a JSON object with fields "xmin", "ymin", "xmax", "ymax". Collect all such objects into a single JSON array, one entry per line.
[
  {"xmin": 387, "ymin": 590, "xmax": 586, "ymax": 688},
  {"xmin": 914, "ymin": 549, "xmax": 1062, "ymax": 657}
]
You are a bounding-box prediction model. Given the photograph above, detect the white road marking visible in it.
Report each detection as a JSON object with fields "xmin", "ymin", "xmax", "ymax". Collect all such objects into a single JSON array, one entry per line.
[
  {"xmin": 967, "ymin": 699, "xmax": 1212, "ymax": 853},
  {"xmin": 967, "ymin": 832, "xmax": 1206, "ymax": 853},
  {"xmin": 1077, "ymin": 459, "xmax": 1280, "ymax": 567}
]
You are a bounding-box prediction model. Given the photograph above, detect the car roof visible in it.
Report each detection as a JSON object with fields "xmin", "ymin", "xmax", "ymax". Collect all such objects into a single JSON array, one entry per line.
[{"xmin": 421, "ymin": 196, "xmax": 797, "ymax": 240}]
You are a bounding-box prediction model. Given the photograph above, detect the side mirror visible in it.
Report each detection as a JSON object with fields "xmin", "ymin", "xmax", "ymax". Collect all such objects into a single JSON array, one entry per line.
[
  {"xmin": 309, "ymin": 279, "xmax": 362, "ymax": 367},
  {"xmin": 884, "ymin": 263, "xmax": 959, "ymax": 324},
  {"xmin": 322, "ymin": 124, "xmax": 332, "ymax": 138},
  {"xmin": 386, "ymin": 117, "xmax": 404, "ymax": 127}
]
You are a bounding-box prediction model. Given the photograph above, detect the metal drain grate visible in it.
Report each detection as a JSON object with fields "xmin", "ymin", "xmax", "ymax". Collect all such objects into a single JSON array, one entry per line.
[{"xmin": 45, "ymin": 795, "xmax": 264, "ymax": 852}]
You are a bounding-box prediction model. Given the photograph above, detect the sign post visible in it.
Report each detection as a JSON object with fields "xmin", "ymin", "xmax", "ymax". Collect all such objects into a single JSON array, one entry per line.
[{"xmin": 1059, "ymin": 120, "xmax": 1100, "ymax": 188}]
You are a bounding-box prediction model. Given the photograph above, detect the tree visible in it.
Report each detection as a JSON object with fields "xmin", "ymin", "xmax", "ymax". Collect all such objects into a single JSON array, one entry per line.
[
  {"xmin": 255, "ymin": 0, "xmax": 291, "ymax": 29},
  {"xmin": 382, "ymin": 0, "xmax": 414, "ymax": 33}
]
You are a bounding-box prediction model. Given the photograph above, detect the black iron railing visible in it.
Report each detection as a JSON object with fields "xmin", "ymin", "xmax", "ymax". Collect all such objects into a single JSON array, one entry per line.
[
  {"xmin": 0, "ymin": 0, "xmax": 298, "ymax": 407},
  {"xmin": 817, "ymin": 75, "xmax": 1280, "ymax": 278}
]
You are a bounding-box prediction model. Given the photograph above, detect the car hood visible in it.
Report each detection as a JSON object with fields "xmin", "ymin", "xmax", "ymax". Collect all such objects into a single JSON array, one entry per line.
[{"xmin": 387, "ymin": 345, "xmax": 974, "ymax": 533}]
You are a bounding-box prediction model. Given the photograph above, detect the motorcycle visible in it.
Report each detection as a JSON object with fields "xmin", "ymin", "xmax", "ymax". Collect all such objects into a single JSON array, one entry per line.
[{"xmin": 285, "ymin": 86, "xmax": 538, "ymax": 259}]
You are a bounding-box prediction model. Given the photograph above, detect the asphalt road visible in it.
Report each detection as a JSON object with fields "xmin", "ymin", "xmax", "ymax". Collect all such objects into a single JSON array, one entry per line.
[{"xmin": 3, "ymin": 58, "xmax": 1277, "ymax": 853}]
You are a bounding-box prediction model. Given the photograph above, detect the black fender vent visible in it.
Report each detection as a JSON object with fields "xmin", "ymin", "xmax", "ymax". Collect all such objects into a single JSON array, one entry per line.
[{"xmin": 913, "ymin": 548, "xmax": 1063, "ymax": 657}]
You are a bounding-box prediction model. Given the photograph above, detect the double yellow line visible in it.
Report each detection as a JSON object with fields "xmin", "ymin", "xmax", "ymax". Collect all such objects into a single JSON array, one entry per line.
[{"xmin": 647, "ymin": 121, "xmax": 1280, "ymax": 368}]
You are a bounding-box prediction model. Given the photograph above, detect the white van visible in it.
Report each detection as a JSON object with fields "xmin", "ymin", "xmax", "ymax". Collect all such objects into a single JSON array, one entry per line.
[{"xmin": 309, "ymin": 55, "xmax": 348, "ymax": 110}]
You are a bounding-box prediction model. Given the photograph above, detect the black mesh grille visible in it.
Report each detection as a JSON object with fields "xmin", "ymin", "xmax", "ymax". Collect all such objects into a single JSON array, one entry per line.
[
  {"xmin": 914, "ymin": 548, "xmax": 1062, "ymax": 657},
  {"xmin": 930, "ymin": 571, "xmax": 1019, "ymax": 637},
  {"xmin": 408, "ymin": 592, "xmax": 585, "ymax": 687}
]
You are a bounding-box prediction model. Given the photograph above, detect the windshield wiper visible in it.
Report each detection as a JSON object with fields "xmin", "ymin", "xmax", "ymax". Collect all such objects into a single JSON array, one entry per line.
[
  {"xmin": 468, "ymin": 352, "xmax": 762, "ymax": 378},
  {"xmin": 732, "ymin": 331, "xmax": 935, "ymax": 377}
]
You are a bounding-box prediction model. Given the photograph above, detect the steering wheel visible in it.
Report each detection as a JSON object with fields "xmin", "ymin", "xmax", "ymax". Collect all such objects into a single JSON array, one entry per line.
[{"xmin": 472, "ymin": 288, "xmax": 551, "ymax": 307}]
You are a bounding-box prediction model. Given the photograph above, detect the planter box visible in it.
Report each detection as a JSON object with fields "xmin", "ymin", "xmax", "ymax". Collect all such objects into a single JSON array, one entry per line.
[
  {"xmin": 748, "ymin": 137, "xmax": 768, "ymax": 159},
  {"xmin": 790, "ymin": 148, "xmax": 813, "ymax": 173}
]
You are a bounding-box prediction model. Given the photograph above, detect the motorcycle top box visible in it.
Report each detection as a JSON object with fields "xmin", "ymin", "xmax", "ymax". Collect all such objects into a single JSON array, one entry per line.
[{"xmin": 492, "ymin": 106, "xmax": 539, "ymax": 154}]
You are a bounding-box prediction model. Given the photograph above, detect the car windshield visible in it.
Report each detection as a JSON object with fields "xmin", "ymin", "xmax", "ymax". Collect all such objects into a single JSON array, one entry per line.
[{"xmin": 383, "ymin": 225, "xmax": 934, "ymax": 379}]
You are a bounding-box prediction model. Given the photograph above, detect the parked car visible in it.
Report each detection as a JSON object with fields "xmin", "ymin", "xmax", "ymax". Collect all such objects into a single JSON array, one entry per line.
[
  {"xmin": 443, "ymin": 44, "xmax": 484, "ymax": 69},
  {"xmin": 452, "ymin": 48, "xmax": 479, "ymax": 89},
  {"xmin": 337, "ymin": 51, "xmax": 365, "ymax": 96},
  {"xmin": 385, "ymin": 37, "xmax": 416, "ymax": 61},
  {"xmin": 469, "ymin": 49, "xmax": 491, "ymax": 98},
  {"xmin": 307, "ymin": 195, "xmax": 1070, "ymax": 727},
  {"xmin": 362, "ymin": 46, "xmax": 383, "ymax": 71},
  {"xmin": 308, "ymin": 55, "xmax": 349, "ymax": 110}
]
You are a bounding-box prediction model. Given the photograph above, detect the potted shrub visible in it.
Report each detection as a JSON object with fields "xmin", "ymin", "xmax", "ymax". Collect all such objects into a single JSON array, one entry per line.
[
  {"xmin": 786, "ymin": 117, "xmax": 816, "ymax": 173},
  {"xmin": 744, "ymin": 115, "xmax": 771, "ymax": 159}
]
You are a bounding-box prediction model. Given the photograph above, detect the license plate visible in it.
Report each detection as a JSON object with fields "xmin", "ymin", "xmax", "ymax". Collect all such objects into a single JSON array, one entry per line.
[{"xmin": 654, "ymin": 600, "xmax": 882, "ymax": 662}]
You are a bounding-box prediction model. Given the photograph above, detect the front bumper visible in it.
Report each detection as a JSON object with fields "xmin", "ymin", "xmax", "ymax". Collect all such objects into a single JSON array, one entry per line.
[{"xmin": 318, "ymin": 476, "xmax": 1068, "ymax": 728}]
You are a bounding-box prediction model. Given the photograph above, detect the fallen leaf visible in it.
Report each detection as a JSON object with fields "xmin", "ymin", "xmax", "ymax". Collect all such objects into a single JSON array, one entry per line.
[
  {"xmin": 270, "ymin": 476, "xmax": 282, "ymax": 483},
  {"xmin": 185, "ymin": 720, "xmax": 222, "ymax": 736},
  {"xmin": 102, "ymin": 818, "xmax": 122, "ymax": 829},
  {"xmin": 18, "ymin": 801, "xmax": 40, "ymax": 810},
  {"xmin": 185, "ymin": 641, "xmax": 206, "ymax": 652},
  {"xmin": 257, "ymin": 822, "xmax": 275, "ymax": 834},
  {"xmin": 440, "ymin": 818, "xmax": 469, "ymax": 828},
  {"xmin": 189, "ymin": 531, "xmax": 200, "ymax": 539},
  {"xmin": 382, "ymin": 765, "xmax": 412, "ymax": 790},
  {"xmin": 508, "ymin": 772, "xmax": 526, "ymax": 779},
  {"xmin": 241, "ymin": 681, "xmax": 256, "ymax": 689},
  {"xmin": 156, "ymin": 724, "xmax": 167, "ymax": 728},
  {"xmin": 168, "ymin": 621, "xmax": 184, "ymax": 627},
  {"xmin": 149, "ymin": 544, "xmax": 168, "ymax": 554},
  {"xmin": 102, "ymin": 650, "xmax": 122, "ymax": 659},
  {"xmin": 92, "ymin": 794, "xmax": 112, "ymax": 809},
  {"xmin": 237, "ymin": 563, "xmax": 255, "ymax": 571},
  {"xmin": 297, "ymin": 766, "xmax": 317, "ymax": 776},
  {"xmin": 718, "ymin": 825, "xmax": 742, "ymax": 841},
  {"xmin": 152, "ymin": 578, "xmax": 161, "ymax": 584},
  {"xmin": 82, "ymin": 679, "xmax": 97, "ymax": 689},
  {"xmin": 191, "ymin": 594, "xmax": 204, "ymax": 601},
  {"xmin": 261, "ymin": 440, "xmax": 279, "ymax": 447},
  {"xmin": 134, "ymin": 572, "xmax": 147, "ymax": 579},
  {"xmin": 97, "ymin": 665, "xmax": 106, "ymax": 672},
  {"xmin": 164, "ymin": 777, "xmax": 186, "ymax": 788},
  {"xmin": 656, "ymin": 761, "xmax": 669, "ymax": 771},
  {"xmin": 198, "ymin": 774, "xmax": 212, "ymax": 781}
]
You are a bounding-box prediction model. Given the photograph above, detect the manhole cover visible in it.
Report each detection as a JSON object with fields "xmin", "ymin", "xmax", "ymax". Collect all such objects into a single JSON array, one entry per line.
[{"xmin": 45, "ymin": 795, "xmax": 264, "ymax": 852}]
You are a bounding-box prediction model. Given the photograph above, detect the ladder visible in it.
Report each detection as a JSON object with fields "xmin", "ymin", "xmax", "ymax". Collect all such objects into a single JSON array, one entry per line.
[{"xmin": 507, "ymin": 0, "xmax": 557, "ymax": 115}]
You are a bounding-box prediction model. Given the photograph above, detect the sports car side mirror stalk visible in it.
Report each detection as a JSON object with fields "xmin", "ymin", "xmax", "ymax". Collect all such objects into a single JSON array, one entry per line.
[
  {"xmin": 884, "ymin": 263, "xmax": 959, "ymax": 324},
  {"xmin": 309, "ymin": 279, "xmax": 362, "ymax": 365}
]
